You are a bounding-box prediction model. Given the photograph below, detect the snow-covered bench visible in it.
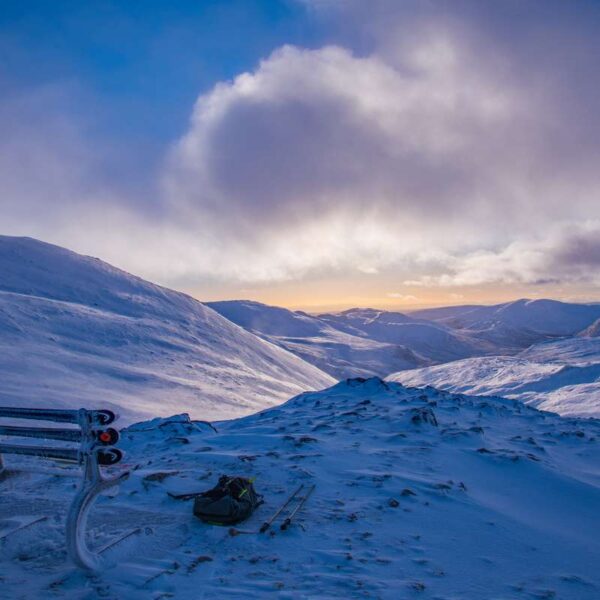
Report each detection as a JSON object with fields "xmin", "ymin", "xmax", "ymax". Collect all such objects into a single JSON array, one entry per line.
[{"xmin": 0, "ymin": 407, "xmax": 128, "ymax": 570}]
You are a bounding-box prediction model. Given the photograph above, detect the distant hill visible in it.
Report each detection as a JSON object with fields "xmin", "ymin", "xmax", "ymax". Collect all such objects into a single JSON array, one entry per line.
[
  {"xmin": 207, "ymin": 300, "xmax": 432, "ymax": 379},
  {"xmin": 389, "ymin": 337, "xmax": 600, "ymax": 418},
  {"xmin": 316, "ymin": 307, "xmax": 498, "ymax": 362},
  {"xmin": 410, "ymin": 298, "xmax": 600, "ymax": 349},
  {"xmin": 207, "ymin": 300, "xmax": 503, "ymax": 379},
  {"xmin": 0, "ymin": 236, "xmax": 333, "ymax": 423}
]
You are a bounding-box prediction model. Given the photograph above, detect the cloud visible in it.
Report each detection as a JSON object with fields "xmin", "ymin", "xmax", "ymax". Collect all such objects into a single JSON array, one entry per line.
[
  {"xmin": 165, "ymin": 42, "xmax": 522, "ymax": 229},
  {"xmin": 404, "ymin": 223, "xmax": 600, "ymax": 287},
  {"xmin": 159, "ymin": 29, "xmax": 600, "ymax": 285},
  {"xmin": 2, "ymin": 3, "xmax": 600, "ymax": 293},
  {"xmin": 387, "ymin": 293, "xmax": 418, "ymax": 302}
]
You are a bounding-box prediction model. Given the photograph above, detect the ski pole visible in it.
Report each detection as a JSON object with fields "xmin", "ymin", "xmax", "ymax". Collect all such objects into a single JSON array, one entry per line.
[
  {"xmin": 280, "ymin": 484, "xmax": 315, "ymax": 531},
  {"xmin": 259, "ymin": 484, "xmax": 304, "ymax": 533}
]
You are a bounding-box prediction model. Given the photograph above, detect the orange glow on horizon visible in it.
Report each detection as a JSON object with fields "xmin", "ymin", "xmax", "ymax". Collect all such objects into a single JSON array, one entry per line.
[{"xmin": 186, "ymin": 279, "xmax": 600, "ymax": 314}]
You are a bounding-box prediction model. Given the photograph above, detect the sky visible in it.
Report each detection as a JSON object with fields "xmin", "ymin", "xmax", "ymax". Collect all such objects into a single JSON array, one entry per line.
[{"xmin": 1, "ymin": 0, "xmax": 600, "ymax": 311}]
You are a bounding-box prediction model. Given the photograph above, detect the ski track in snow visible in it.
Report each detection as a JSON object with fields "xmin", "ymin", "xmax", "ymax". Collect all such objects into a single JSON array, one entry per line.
[{"xmin": 1, "ymin": 378, "xmax": 599, "ymax": 599}]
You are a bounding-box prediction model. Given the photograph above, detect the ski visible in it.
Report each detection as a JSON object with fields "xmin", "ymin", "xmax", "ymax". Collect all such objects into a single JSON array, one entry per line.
[
  {"xmin": 167, "ymin": 490, "xmax": 203, "ymax": 501},
  {"xmin": 280, "ymin": 484, "xmax": 315, "ymax": 531},
  {"xmin": 0, "ymin": 515, "xmax": 48, "ymax": 541},
  {"xmin": 228, "ymin": 484, "xmax": 305, "ymax": 536},
  {"xmin": 0, "ymin": 425, "xmax": 119, "ymax": 445},
  {"xmin": 0, "ymin": 407, "xmax": 115, "ymax": 426},
  {"xmin": 97, "ymin": 527, "xmax": 143, "ymax": 555},
  {"xmin": 143, "ymin": 561, "xmax": 180, "ymax": 585},
  {"xmin": 259, "ymin": 484, "xmax": 304, "ymax": 533}
]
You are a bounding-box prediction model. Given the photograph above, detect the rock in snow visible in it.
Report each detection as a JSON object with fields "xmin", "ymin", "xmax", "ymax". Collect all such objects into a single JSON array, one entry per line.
[
  {"xmin": 0, "ymin": 236, "xmax": 333, "ymax": 423},
  {"xmin": 1, "ymin": 379, "xmax": 598, "ymax": 598}
]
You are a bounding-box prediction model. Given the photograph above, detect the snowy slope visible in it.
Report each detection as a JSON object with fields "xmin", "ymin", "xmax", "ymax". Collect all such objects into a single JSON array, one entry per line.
[
  {"xmin": 1, "ymin": 378, "xmax": 599, "ymax": 598},
  {"xmin": 579, "ymin": 318, "xmax": 600, "ymax": 337},
  {"xmin": 0, "ymin": 236, "xmax": 333, "ymax": 423},
  {"xmin": 411, "ymin": 299, "xmax": 600, "ymax": 349},
  {"xmin": 389, "ymin": 337, "xmax": 600, "ymax": 418},
  {"xmin": 207, "ymin": 300, "xmax": 432, "ymax": 379}
]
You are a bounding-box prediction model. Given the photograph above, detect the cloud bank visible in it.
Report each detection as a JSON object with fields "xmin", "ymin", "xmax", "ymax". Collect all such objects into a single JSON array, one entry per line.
[{"xmin": 2, "ymin": 1, "xmax": 600, "ymax": 295}]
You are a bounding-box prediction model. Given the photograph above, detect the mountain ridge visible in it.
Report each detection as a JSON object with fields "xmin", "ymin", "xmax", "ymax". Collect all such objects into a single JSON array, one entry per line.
[{"xmin": 0, "ymin": 235, "xmax": 334, "ymax": 423}]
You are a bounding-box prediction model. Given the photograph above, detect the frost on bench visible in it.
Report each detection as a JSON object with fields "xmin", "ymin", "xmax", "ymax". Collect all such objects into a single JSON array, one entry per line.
[{"xmin": 0, "ymin": 406, "xmax": 128, "ymax": 571}]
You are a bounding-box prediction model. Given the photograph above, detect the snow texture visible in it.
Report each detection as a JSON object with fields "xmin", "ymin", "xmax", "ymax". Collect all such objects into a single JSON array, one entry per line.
[
  {"xmin": 0, "ymin": 236, "xmax": 333, "ymax": 424},
  {"xmin": 1, "ymin": 378, "xmax": 599, "ymax": 598}
]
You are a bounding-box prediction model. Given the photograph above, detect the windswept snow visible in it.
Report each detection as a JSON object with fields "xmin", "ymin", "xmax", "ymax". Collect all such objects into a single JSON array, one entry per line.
[
  {"xmin": 1, "ymin": 378, "xmax": 599, "ymax": 598},
  {"xmin": 390, "ymin": 337, "xmax": 600, "ymax": 418},
  {"xmin": 0, "ymin": 236, "xmax": 333, "ymax": 423}
]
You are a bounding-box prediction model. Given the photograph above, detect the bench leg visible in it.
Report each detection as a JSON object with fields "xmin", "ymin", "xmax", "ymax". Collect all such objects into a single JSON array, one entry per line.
[{"xmin": 66, "ymin": 453, "xmax": 129, "ymax": 571}]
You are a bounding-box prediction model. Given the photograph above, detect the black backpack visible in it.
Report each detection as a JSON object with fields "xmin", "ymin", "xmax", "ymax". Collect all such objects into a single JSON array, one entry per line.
[{"xmin": 193, "ymin": 475, "xmax": 262, "ymax": 525}]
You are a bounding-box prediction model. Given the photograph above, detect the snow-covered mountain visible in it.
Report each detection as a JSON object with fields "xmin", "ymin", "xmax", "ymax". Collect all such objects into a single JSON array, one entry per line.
[
  {"xmin": 0, "ymin": 236, "xmax": 333, "ymax": 423},
  {"xmin": 411, "ymin": 299, "xmax": 600, "ymax": 350},
  {"xmin": 317, "ymin": 307, "xmax": 498, "ymax": 362},
  {"xmin": 207, "ymin": 301, "xmax": 496, "ymax": 379},
  {"xmin": 2, "ymin": 378, "xmax": 598, "ymax": 598},
  {"xmin": 389, "ymin": 337, "xmax": 600, "ymax": 418},
  {"xmin": 207, "ymin": 300, "xmax": 432, "ymax": 379}
]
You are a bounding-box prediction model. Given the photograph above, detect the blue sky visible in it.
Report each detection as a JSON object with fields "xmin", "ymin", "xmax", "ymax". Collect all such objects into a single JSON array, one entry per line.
[
  {"xmin": 1, "ymin": 1, "xmax": 600, "ymax": 309},
  {"xmin": 1, "ymin": 1, "xmax": 326, "ymax": 170}
]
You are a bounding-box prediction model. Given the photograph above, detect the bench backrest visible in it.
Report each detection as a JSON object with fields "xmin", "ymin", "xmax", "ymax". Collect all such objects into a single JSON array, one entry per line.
[
  {"xmin": 0, "ymin": 406, "xmax": 122, "ymax": 472},
  {"xmin": 0, "ymin": 406, "xmax": 127, "ymax": 571}
]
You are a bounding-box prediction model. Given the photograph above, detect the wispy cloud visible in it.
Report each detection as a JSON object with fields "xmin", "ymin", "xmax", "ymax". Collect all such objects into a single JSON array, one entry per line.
[{"xmin": 404, "ymin": 223, "xmax": 600, "ymax": 287}]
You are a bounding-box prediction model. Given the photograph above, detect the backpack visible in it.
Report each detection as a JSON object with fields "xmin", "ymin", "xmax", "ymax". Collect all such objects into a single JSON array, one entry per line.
[{"xmin": 193, "ymin": 475, "xmax": 262, "ymax": 525}]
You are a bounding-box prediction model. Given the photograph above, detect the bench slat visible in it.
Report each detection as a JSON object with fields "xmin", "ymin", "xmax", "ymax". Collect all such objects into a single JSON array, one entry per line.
[
  {"xmin": 0, "ymin": 407, "xmax": 115, "ymax": 425},
  {"xmin": 0, "ymin": 443, "xmax": 79, "ymax": 462},
  {"xmin": 0, "ymin": 425, "xmax": 82, "ymax": 442}
]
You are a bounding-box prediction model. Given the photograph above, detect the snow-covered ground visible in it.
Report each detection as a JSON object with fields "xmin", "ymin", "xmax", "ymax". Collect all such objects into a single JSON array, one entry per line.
[
  {"xmin": 1, "ymin": 378, "xmax": 599, "ymax": 598},
  {"xmin": 0, "ymin": 237, "xmax": 333, "ymax": 423},
  {"xmin": 390, "ymin": 337, "xmax": 600, "ymax": 418}
]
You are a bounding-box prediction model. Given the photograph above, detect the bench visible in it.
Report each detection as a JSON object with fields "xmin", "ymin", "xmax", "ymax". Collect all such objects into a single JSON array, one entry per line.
[{"xmin": 0, "ymin": 406, "xmax": 128, "ymax": 570}]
